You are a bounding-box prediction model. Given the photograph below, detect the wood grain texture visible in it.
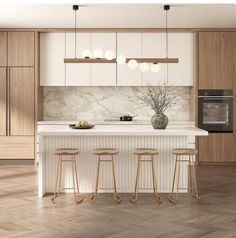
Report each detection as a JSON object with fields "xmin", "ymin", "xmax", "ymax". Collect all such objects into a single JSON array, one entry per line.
[
  {"xmin": 199, "ymin": 32, "xmax": 236, "ymax": 89},
  {"xmin": 0, "ymin": 136, "xmax": 34, "ymax": 159},
  {"xmin": 0, "ymin": 68, "xmax": 7, "ymax": 136},
  {"xmin": 9, "ymin": 68, "xmax": 35, "ymax": 136},
  {"xmin": 0, "ymin": 32, "xmax": 7, "ymax": 66},
  {"xmin": 198, "ymin": 32, "xmax": 236, "ymax": 163},
  {"xmin": 8, "ymin": 32, "xmax": 35, "ymax": 66}
]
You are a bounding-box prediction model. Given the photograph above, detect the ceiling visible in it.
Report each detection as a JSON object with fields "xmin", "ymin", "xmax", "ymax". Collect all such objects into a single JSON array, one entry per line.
[{"xmin": 0, "ymin": 4, "xmax": 236, "ymax": 28}]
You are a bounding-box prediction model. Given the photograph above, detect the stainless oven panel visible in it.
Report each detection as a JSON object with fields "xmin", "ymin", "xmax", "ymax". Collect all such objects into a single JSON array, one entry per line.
[{"xmin": 198, "ymin": 90, "xmax": 233, "ymax": 133}]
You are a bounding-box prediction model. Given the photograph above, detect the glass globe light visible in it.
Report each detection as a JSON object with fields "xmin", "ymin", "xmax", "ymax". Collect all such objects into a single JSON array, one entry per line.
[
  {"xmin": 116, "ymin": 55, "xmax": 126, "ymax": 65},
  {"xmin": 93, "ymin": 49, "xmax": 103, "ymax": 59},
  {"xmin": 139, "ymin": 62, "xmax": 149, "ymax": 72},
  {"xmin": 104, "ymin": 50, "xmax": 115, "ymax": 60},
  {"xmin": 151, "ymin": 63, "xmax": 160, "ymax": 73},
  {"xmin": 82, "ymin": 49, "xmax": 92, "ymax": 59},
  {"xmin": 128, "ymin": 59, "xmax": 138, "ymax": 70}
]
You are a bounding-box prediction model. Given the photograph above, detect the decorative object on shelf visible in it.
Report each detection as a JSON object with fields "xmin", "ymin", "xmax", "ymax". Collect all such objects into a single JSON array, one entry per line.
[
  {"xmin": 64, "ymin": 5, "xmax": 179, "ymax": 74},
  {"xmin": 138, "ymin": 85, "xmax": 182, "ymax": 129}
]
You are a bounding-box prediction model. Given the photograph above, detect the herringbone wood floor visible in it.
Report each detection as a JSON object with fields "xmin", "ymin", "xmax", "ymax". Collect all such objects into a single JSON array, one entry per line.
[{"xmin": 0, "ymin": 165, "xmax": 236, "ymax": 238}]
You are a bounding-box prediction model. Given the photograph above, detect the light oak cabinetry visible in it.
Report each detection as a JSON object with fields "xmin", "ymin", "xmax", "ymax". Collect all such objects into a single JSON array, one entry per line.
[
  {"xmin": 117, "ymin": 33, "xmax": 142, "ymax": 86},
  {"xmin": 0, "ymin": 68, "xmax": 7, "ymax": 135},
  {"xmin": 198, "ymin": 32, "xmax": 236, "ymax": 163},
  {"xmin": 8, "ymin": 32, "xmax": 35, "ymax": 67},
  {"xmin": 0, "ymin": 32, "xmax": 35, "ymax": 160},
  {"xmin": 0, "ymin": 32, "xmax": 7, "ymax": 66},
  {"xmin": 10, "ymin": 68, "xmax": 35, "ymax": 136}
]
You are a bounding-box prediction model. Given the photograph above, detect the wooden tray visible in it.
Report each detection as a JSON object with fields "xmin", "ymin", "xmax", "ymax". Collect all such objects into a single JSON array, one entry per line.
[{"xmin": 69, "ymin": 124, "xmax": 95, "ymax": 129}]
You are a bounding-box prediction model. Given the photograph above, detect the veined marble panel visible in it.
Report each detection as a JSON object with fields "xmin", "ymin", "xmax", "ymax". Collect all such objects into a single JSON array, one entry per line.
[{"xmin": 43, "ymin": 87, "xmax": 191, "ymax": 121}]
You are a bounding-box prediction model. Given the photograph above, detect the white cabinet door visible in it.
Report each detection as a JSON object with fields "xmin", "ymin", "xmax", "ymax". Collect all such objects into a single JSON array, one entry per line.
[
  {"xmin": 168, "ymin": 33, "xmax": 193, "ymax": 86},
  {"xmin": 40, "ymin": 33, "xmax": 65, "ymax": 86},
  {"xmin": 65, "ymin": 33, "xmax": 91, "ymax": 86},
  {"xmin": 142, "ymin": 33, "xmax": 167, "ymax": 86},
  {"xmin": 117, "ymin": 33, "xmax": 142, "ymax": 86},
  {"xmin": 91, "ymin": 33, "xmax": 116, "ymax": 86}
]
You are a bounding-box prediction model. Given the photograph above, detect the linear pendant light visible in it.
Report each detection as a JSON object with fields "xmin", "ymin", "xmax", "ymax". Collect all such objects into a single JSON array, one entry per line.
[{"xmin": 64, "ymin": 5, "xmax": 179, "ymax": 65}]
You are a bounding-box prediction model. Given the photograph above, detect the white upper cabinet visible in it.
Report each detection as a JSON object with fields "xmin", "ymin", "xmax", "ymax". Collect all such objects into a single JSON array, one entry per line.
[
  {"xmin": 40, "ymin": 33, "xmax": 65, "ymax": 86},
  {"xmin": 117, "ymin": 33, "xmax": 142, "ymax": 86},
  {"xmin": 65, "ymin": 33, "xmax": 91, "ymax": 86},
  {"xmin": 142, "ymin": 33, "xmax": 167, "ymax": 86},
  {"xmin": 168, "ymin": 33, "xmax": 193, "ymax": 86},
  {"xmin": 142, "ymin": 32, "xmax": 193, "ymax": 86},
  {"xmin": 91, "ymin": 33, "xmax": 116, "ymax": 86}
]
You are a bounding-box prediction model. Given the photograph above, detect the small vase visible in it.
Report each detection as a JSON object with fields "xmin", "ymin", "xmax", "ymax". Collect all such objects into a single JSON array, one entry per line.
[{"xmin": 151, "ymin": 113, "xmax": 168, "ymax": 129}]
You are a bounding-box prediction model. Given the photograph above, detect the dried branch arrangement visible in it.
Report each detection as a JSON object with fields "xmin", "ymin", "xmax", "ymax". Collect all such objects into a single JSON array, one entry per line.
[{"xmin": 138, "ymin": 85, "xmax": 183, "ymax": 114}]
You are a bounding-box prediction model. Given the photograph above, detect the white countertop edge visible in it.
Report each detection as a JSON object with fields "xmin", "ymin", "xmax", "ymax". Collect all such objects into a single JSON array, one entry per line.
[{"xmin": 37, "ymin": 125, "xmax": 208, "ymax": 136}]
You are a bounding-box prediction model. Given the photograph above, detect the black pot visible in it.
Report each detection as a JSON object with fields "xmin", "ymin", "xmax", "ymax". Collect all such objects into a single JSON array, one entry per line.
[{"xmin": 120, "ymin": 115, "xmax": 137, "ymax": 121}]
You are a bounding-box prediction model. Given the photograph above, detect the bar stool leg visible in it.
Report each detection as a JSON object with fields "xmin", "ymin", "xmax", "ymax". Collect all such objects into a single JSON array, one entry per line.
[
  {"xmin": 188, "ymin": 155, "xmax": 193, "ymax": 194},
  {"xmin": 111, "ymin": 155, "xmax": 121, "ymax": 204},
  {"xmin": 151, "ymin": 155, "xmax": 162, "ymax": 204},
  {"xmin": 90, "ymin": 155, "xmax": 101, "ymax": 204},
  {"xmin": 71, "ymin": 157, "xmax": 77, "ymax": 203},
  {"xmin": 73, "ymin": 156, "xmax": 84, "ymax": 204},
  {"xmin": 58, "ymin": 156, "xmax": 63, "ymax": 196},
  {"xmin": 51, "ymin": 155, "xmax": 61, "ymax": 203},
  {"xmin": 168, "ymin": 155, "xmax": 179, "ymax": 204},
  {"xmin": 191, "ymin": 155, "xmax": 201, "ymax": 202},
  {"xmin": 130, "ymin": 155, "xmax": 141, "ymax": 204}
]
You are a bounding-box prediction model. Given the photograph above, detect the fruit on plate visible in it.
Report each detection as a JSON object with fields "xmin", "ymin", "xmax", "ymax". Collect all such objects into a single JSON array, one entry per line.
[{"xmin": 76, "ymin": 120, "xmax": 89, "ymax": 127}]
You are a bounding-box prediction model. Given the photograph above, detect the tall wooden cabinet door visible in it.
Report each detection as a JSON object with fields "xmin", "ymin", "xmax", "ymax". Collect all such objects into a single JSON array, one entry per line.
[
  {"xmin": 0, "ymin": 68, "xmax": 7, "ymax": 135},
  {"xmin": 199, "ymin": 32, "xmax": 236, "ymax": 89},
  {"xmin": 0, "ymin": 32, "xmax": 7, "ymax": 66},
  {"xmin": 9, "ymin": 68, "xmax": 34, "ymax": 136},
  {"xmin": 8, "ymin": 32, "xmax": 35, "ymax": 67},
  {"xmin": 117, "ymin": 33, "xmax": 142, "ymax": 86}
]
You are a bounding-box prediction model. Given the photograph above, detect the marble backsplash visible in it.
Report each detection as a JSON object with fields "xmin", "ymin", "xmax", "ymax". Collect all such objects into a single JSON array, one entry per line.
[{"xmin": 43, "ymin": 87, "xmax": 191, "ymax": 121}]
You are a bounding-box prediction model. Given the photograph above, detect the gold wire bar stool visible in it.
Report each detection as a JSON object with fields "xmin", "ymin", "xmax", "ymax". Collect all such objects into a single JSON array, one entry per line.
[
  {"xmin": 130, "ymin": 148, "xmax": 162, "ymax": 204},
  {"xmin": 168, "ymin": 148, "xmax": 201, "ymax": 204},
  {"xmin": 51, "ymin": 148, "xmax": 83, "ymax": 204},
  {"xmin": 90, "ymin": 148, "xmax": 121, "ymax": 204}
]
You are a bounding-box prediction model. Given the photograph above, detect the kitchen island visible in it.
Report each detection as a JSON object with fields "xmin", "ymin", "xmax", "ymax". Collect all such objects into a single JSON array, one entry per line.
[{"xmin": 38, "ymin": 124, "xmax": 208, "ymax": 197}]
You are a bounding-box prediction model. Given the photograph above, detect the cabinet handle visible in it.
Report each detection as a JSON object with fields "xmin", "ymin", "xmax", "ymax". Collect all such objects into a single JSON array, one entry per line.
[
  {"xmin": 7, "ymin": 67, "xmax": 10, "ymax": 136},
  {"xmin": 6, "ymin": 67, "xmax": 8, "ymax": 136}
]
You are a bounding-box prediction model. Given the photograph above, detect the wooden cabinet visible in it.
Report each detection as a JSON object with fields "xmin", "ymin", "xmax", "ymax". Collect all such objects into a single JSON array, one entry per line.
[
  {"xmin": 0, "ymin": 32, "xmax": 7, "ymax": 66},
  {"xmin": 10, "ymin": 68, "xmax": 35, "ymax": 136},
  {"xmin": 40, "ymin": 33, "xmax": 65, "ymax": 86},
  {"xmin": 0, "ymin": 68, "xmax": 7, "ymax": 136},
  {"xmin": 91, "ymin": 33, "xmax": 116, "ymax": 86},
  {"xmin": 117, "ymin": 33, "xmax": 142, "ymax": 86},
  {"xmin": 65, "ymin": 33, "xmax": 91, "ymax": 86},
  {"xmin": 8, "ymin": 32, "xmax": 35, "ymax": 67},
  {"xmin": 199, "ymin": 32, "xmax": 236, "ymax": 89},
  {"xmin": 198, "ymin": 32, "xmax": 236, "ymax": 163},
  {"xmin": 142, "ymin": 33, "xmax": 193, "ymax": 86}
]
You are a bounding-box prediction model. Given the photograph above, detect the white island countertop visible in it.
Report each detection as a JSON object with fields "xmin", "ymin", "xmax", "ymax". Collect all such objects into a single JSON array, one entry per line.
[{"xmin": 38, "ymin": 124, "xmax": 208, "ymax": 136}]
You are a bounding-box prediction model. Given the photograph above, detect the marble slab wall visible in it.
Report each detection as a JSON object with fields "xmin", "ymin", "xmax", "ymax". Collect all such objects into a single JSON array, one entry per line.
[{"xmin": 43, "ymin": 87, "xmax": 191, "ymax": 121}]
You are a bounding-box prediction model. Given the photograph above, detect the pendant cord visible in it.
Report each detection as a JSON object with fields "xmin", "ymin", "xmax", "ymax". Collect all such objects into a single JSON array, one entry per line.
[
  {"xmin": 75, "ymin": 9, "xmax": 77, "ymax": 59},
  {"xmin": 166, "ymin": 8, "xmax": 168, "ymax": 59}
]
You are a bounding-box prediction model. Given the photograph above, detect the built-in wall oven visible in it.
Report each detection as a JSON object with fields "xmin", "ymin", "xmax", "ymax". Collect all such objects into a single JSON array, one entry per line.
[{"xmin": 198, "ymin": 90, "xmax": 233, "ymax": 133}]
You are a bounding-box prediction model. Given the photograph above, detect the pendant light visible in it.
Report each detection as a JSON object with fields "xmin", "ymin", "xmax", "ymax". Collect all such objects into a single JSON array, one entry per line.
[
  {"xmin": 164, "ymin": 5, "xmax": 170, "ymax": 84},
  {"xmin": 73, "ymin": 5, "xmax": 79, "ymax": 59}
]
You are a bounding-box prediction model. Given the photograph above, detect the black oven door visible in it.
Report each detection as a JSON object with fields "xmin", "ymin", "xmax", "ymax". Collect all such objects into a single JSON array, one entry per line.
[{"xmin": 198, "ymin": 97, "xmax": 233, "ymax": 133}]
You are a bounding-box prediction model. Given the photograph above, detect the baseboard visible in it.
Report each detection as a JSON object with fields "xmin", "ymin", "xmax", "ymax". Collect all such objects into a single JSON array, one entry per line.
[{"xmin": 0, "ymin": 159, "xmax": 35, "ymax": 165}]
